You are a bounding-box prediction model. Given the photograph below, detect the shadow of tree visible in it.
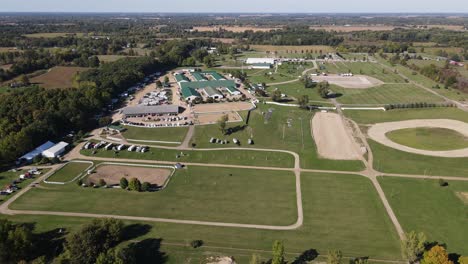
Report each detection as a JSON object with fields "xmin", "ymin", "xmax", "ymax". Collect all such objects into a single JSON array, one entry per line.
[
  {"xmin": 121, "ymin": 224, "xmax": 152, "ymax": 241},
  {"xmin": 291, "ymin": 248, "xmax": 319, "ymax": 264},
  {"xmin": 127, "ymin": 238, "xmax": 168, "ymax": 264},
  {"xmin": 33, "ymin": 227, "xmax": 67, "ymax": 261}
]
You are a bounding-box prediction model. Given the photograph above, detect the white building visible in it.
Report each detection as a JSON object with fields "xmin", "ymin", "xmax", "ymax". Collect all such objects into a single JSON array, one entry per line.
[
  {"xmin": 42, "ymin": 142, "xmax": 69, "ymax": 158},
  {"xmin": 245, "ymin": 58, "xmax": 276, "ymax": 65}
]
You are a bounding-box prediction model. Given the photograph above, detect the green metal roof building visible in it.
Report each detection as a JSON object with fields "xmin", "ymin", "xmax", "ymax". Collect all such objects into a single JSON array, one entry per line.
[
  {"xmin": 203, "ymin": 86, "xmax": 223, "ymax": 98},
  {"xmin": 175, "ymin": 74, "xmax": 190, "ymax": 83},
  {"xmin": 210, "ymin": 72, "xmax": 226, "ymax": 81},
  {"xmin": 181, "ymin": 87, "xmax": 201, "ymax": 100},
  {"xmin": 180, "ymin": 79, "xmax": 236, "ymax": 90},
  {"xmin": 192, "ymin": 72, "xmax": 207, "ymax": 82},
  {"xmin": 226, "ymin": 85, "xmax": 241, "ymax": 95}
]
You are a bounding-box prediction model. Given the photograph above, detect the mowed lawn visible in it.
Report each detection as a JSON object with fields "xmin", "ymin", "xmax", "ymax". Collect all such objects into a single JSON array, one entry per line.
[
  {"xmin": 11, "ymin": 166, "xmax": 297, "ymax": 226},
  {"xmin": 191, "ymin": 104, "xmax": 364, "ymax": 171},
  {"xmin": 270, "ymin": 81, "xmax": 330, "ymax": 103},
  {"xmin": 334, "ymin": 83, "xmax": 444, "ymax": 105},
  {"xmin": 379, "ymin": 177, "xmax": 468, "ymax": 255},
  {"xmin": 30, "ymin": 66, "xmax": 89, "ymax": 89},
  {"xmin": 122, "ymin": 126, "xmax": 189, "ymax": 143},
  {"xmin": 344, "ymin": 107, "xmax": 468, "ymax": 125},
  {"xmin": 6, "ymin": 172, "xmax": 402, "ymax": 260},
  {"xmin": 81, "ymin": 146, "xmax": 296, "ymax": 168},
  {"xmin": 46, "ymin": 162, "xmax": 92, "ymax": 183},
  {"xmin": 322, "ymin": 62, "xmax": 406, "ymax": 83},
  {"xmin": 387, "ymin": 127, "xmax": 468, "ymax": 151}
]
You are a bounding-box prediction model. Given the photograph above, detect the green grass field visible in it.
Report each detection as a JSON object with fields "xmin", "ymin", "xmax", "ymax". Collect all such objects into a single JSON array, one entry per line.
[
  {"xmin": 322, "ymin": 62, "xmax": 406, "ymax": 83},
  {"xmin": 334, "ymin": 83, "xmax": 444, "ymax": 105},
  {"xmin": 122, "ymin": 126, "xmax": 189, "ymax": 143},
  {"xmin": 6, "ymin": 172, "xmax": 401, "ymax": 260},
  {"xmin": 379, "ymin": 177, "xmax": 468, "ymax": 255},
  {"xmin": 45, "ymin": 162, "xmax": 92, "ymax": 183},
  {"xmin": 23, "ymin": 32, "xmax": 85, "ymax": 38},
  {"xmin": 191, "ymin": 104, "xmax": 364, "ymax": 171},
  {"xmin": 247, "ymin": 63, "xmax": 309, "ymax": 84},
  {"xmin": 12, "ymin": 166, "xmax": 297, "ymax": 226},
  {"xmin": 81, "ymin": 146, "xmax": 296, "ymax": 168},
  {"xmin": 370, "ymin": 139, "xmax": 468, "ymax": 177},
  {"xmin": 345, "ymin": 107, "xmax": 468, "ymax": 125},
  {"xmin": 270, "ymin": 81, "xmax": 330, "ymax": 103},
  {"xmin": 0, "ymin": 168, "xmax": 50, "ymax": 204},
  {"xmin": 386, "ymin": 127, "xmax": 468, "ymax": 151}
]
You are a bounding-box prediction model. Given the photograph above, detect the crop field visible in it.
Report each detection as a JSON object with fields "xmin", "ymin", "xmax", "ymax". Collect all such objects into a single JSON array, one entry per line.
[
  {"xmin": 122, "ymin": 126, "xmax": 189, "ymax": 143},
  {"xmin": 0, "ymin": 47, "xmax": 21, "ymax": 53},
  {"xmin": 45, "ymin": 162, "xmax": 92, "ymax": 183},
  {"xmin": 7, "ymin": 172, "xmax": 402, "ymax": 260},
  {"xmin": 386, "ymin": 127, "xmax": 468, "ymax": 151},
  {"xmin": 191, "ymin": 104, "xmax": 365, "ymax": 171},
  {"xmin": 12, "ymin": 166, "xmax": 297, "ymax": 226},
  {"xmin": 310, "ymin": 25, "xmax": 396, "ymax": 32},
  {"xmin": 30, "ymin": 66, "xmax": 89, "ymax": 89},
  {"xmin": 193, "ymin": 26, "xmax": 282, "ymax": 32},
  {"xmin": 334, "ymin": 83, "xmax": 444, "ymax": 105},
  {"xmin": 379, "ymin": 177, "xmax": 468, "ymax": 254},
  {"xmin": 97, "ymin": 55, "xmax": 138, "ymax": 62}
]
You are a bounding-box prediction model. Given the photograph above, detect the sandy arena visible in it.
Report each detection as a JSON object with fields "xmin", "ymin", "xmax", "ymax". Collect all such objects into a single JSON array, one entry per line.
[
  {"xmin": 193, "ymin": 102, "xmax": 254, "ymax": 114},
  {"xmin": 312, "ymin": 74, "xmax": 383, "ymax": 89},
  {"xmin": 312, "ymin": 112, "xmax": 361, "ymax": 160},
  {"xmin": 368, "ymin": 119, "xmax": 468, "ymax": 158},
  {"xmin": 196, "ymin": 112, "xmax": 242, "ymax": 125},
  {"xmin": 88, "ymin": 164, "xmax": 172, "ymax": 187}
]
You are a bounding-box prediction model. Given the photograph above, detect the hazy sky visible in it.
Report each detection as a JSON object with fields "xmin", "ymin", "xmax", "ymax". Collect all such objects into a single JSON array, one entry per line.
[{"xmin": 0, "ymin": 0, "xmax": 467, "ymax": 13}]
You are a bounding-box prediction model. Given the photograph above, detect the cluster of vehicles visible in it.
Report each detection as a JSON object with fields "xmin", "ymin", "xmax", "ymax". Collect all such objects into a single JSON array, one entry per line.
[
  {"xmin": 209, "ymin": 138, "xmax": 254, "ymax": 145},
  {"xmin": 83, "ymin": 141, "xmax": 148, "ymax": 153},
  {"xmin": 1, "ymin": 168, "xmax": 41, "ymax": 196},
  {"xmin": 122, "ymin": 118, "xmax": 193, "ymax": 128},
  {"xmin": 140, "ymin": 90, "xmax": 171, "ymax": 106}
]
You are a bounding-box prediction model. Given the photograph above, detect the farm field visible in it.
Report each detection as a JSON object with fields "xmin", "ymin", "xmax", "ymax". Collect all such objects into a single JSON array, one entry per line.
[
  {"xmin": 12, "ymin": 166, "xmax": 297, "ymax": 226},
  {"xmin": 386, "ymin": 127, "xmax": 468, "ymax": 151},
  {"xmin": 30, "ymin": 66, "xmax": 89, "ymax": 89},
  {"xmin": 379, "ymin": 177, "xmax": 468, "ymax": 255},
  {"xmin": 6, "ymin": 172, "xmax": 402, "ymax": 260},
  {"xmin": 122, "ymin": 126, "xmax": 189, "ymax": 143},
  {"xmin": 0, "ymin": 47, "xmax": 21, "ymax": 52},
  {"xmin": 310, "ymin": 25, "xmax": 396, "ymax": 32},
  {"xmin": 81, "ymin": 145, "xmax": 296, "ymax": 168},
  {"xmin": 193, "ymin": 26, "xmax": 282, "ymax": 32},
  {"xmin": 45, "ymin": 162, "xmax": 92, "ymax": 183},
  {"xmin": 97, "ymin": 55, "xmax": 138, "ymax": 62},
  {"xmin": 191, "ymin": 104, "xmax": 365, "ymax": 171},
  {"xmin": 334, "ymin": 83, "xmax": 444, "ymax": 105}
]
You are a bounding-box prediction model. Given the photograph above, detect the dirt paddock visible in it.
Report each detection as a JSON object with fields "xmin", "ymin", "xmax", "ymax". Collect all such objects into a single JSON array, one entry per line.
[
  {"xmin": 368, "ymin": 119, "xmax": 468, "ymax": 158},
  {"xmin": 88, "ymin": 165, "xmax": 172, "ymax": 187},
  {"xmin": 196, "ymin": 112, "xmax": 242, "ymax": 125},
  {"xmin": 312, "ymin": 112, "xmax": 361, "ymax": 160},
  {"xmin": 312, "ymin": 74, "xmax": 383, "ymax": 89},
  {"xmin": 193, "ymin": 102, "xmax": 254, "ymax": 114}
]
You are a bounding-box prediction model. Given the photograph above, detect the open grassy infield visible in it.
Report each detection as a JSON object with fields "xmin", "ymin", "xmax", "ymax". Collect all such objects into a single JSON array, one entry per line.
[
  {"xmin": 12, "ymin": 166, "xmax": 297, "ymax": 226},
  {"xmin": 378, "ymin": 177, "xmax": 468, "ymax": 255},
  {"xmin": 246, "ymin": 63, "xmax": 309, "ymax": 84},
  {"xmin": 334, "ymin": 83, "xmax": 444, "ymax": 105},
  {"xmin": 6, "ymin": 172, "xmax": 401, "ymax": 260},
  {"xmin": 191, "ymin": 104, "xmax": 365, "ymax": 171},
  {"xmin": 45, "ymin": 162, "xmax": 92, "ymax": 183},
  {"xmin": 386, "ymin": 127, "xmax": 468, "ymax": 151},
  {"xmin": 121, "ymin": 125, "xmax": 189, "ymax": 143}
]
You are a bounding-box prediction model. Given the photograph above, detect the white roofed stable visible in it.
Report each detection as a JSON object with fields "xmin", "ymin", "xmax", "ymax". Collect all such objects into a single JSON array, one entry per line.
[
  {"xmin": 245, "ymin": 58, "xmax": 276, "ymax": 65},
  {"xmin": 19, "ymin": 141, "xmax": 55, "ymax": 162},
  {"xmin": 42, "ymin": 141, "xmax": 69, "ymax": 158}
]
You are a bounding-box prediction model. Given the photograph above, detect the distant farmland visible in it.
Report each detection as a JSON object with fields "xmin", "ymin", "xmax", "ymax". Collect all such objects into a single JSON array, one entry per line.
[
  {"xmin": 192, "ymin": 26, "xmax": 282, "ymax": 32},
  {"xmin": 23, "ymin": 32, "xmax": 86, "ymax": 38},
  {"xmin": 30, "ymin": 66, "xmax": 89, "ymax": 89},
  {"xmin": 250, "ymin": 45, "xmax": 335, "ymax": 53}
]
